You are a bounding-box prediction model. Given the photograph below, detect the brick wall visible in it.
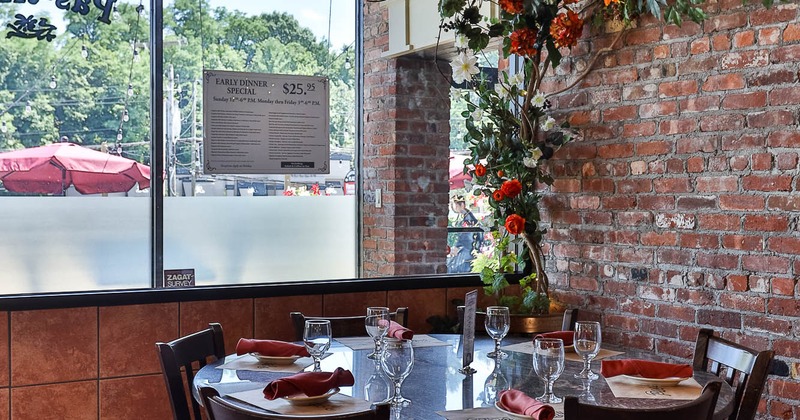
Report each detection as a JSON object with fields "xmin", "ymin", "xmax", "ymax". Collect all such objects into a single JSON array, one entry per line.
[
  {"xmin": 362, "ymin": 2, "xmax": 451, "ymax": 277},
  {"xmin": 538, "ymin": 2, "xmax": 800, "ymax": 417},
  {"xmin": 363, "ymin": 1, "xmax": 799, "ymax": 418}
]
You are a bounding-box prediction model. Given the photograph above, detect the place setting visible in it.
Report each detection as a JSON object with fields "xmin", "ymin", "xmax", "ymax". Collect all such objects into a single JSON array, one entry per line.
[
  {"xmin": 600, "ymin": 358, "xmax": 702, "ymax": 400},
  {"xmin": 332, "ymin": 306, "xmax": 451, "ymax": 351},
  {"xmin": 215, "ymin": 337, "xmax": 317, "ymax": 373}
]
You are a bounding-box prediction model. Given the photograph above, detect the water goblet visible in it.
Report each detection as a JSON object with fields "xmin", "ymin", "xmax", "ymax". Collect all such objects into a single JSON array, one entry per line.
[
  {"xmin": 303, "ymin": 319, "xmax": 331, "ymax": 372},
  {"xmin": 365, "ymin": 306, "xmax": 390, "ymax": 359},
  {"xmin": 532, "ymin": 337, "xmax": 565, "ymax": 404},
  {"xmin": 484, "ymin": 306, "xmax": 510, "ymax": 359},
  {"xmin": 482, "ymin": 359, "xmax": 509, "ymax": 406},
  {"xmin": 380, "ymin": 338, "xmax": 414, "ymax": 407},
  {"xmin": 573, "ymin": 321, "xmax": 602, "ymax": 380}
]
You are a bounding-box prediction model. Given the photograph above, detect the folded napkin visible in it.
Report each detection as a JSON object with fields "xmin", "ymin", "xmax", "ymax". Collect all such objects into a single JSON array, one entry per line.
[
  {"xmin": 534, "ymin": 331, "xmax": 574, "ymax": 347},
  {"xmin": 236, "ymin": 338, "xmax": 310, "ymax": 357},
  {"xmin": 262, "ymin": 367, "xmax": 355, "ymax": 399},
  {"xmin": 387, "ymin": 320, "xmax": 414, "ymax": 340},
  {"xmin": 498, "ymin": 389, "xmax": 555, "ymax": 420},
  {"xmin": 601, "ymin": 359, "xmax": 693, "ymax": 379}
]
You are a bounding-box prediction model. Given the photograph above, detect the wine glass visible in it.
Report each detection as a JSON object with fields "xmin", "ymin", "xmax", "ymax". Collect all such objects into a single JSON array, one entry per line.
[
  {"xmin": 482, "ymin": 360, "xmax": 509, "ymax": 406},
  {"xmin": 532, "ymin": 337, "xmax": 565, "ymax": 404},
  {"xmin": 380, "ymin": 338, "xmax": 414, "ymax": 407},
  {"xmin": 484, "ymin": 306, "xmax": 510, "ymax": 359},
  {"xmin": 303, "ymin": 319, "xmax": 331, "ymax": 372},
  {"xmin": 365, "ymin": 306, "xmax": 390, "ymax": 359},
  {"xmin": 573, "ymin": 321, "xmax": 602, "ymax": 380}
]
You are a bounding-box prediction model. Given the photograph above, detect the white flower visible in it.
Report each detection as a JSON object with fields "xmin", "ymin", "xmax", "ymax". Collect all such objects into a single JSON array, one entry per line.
[
  {"xmin": 454, "ymin": 34, "xmax": 468, "ymax": 49},
  {"xmin": 530, "ymin": 148, "xmax": 544, "ymax": 160},
  {"xmin": 523, "ymin": 157, "xmax": 539, "ymax": 168},
  {"xmin": 451, "ymin": 52, "xmax": 479, "ymax": 84},
  {"xmin": 532, "ymin": 92, "xmax": 546, "ymax": 108},
  {"xmin": 541, "ymin": 116, "xmax": 556, "ymax": 131},
  {"xmin": 494, "ymin": 82, "xmax": 511, "ymax": 99},
  {"xmin": 471, "ymin": 108, "xmax": 483, "ymax": 122},
  {"xmin": 509, "ymin": 72, "xmax": 525, "ymax": 90}
]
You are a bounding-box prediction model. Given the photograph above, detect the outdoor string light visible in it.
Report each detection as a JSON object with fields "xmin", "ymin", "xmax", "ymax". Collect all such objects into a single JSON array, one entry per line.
[
  {"xmin": 122, "ymin": 109, "xmax": 129, "ymax": 122},
  {"xmin": 1, "ymin": 121, "xmax": 7, "ymax": 133},
  {"xmin": 49, "ymin": 75, "xmax": 57, "ymax": 89},
  {"xmin": 25, "ymin": 101, "xmax": 32, "ymax": 114}
]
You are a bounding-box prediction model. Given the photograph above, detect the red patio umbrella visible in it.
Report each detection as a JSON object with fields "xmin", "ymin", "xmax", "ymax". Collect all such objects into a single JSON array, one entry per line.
[{"xmin": 0, "ymin": 142, "xmax": 150, "ymax": 195}]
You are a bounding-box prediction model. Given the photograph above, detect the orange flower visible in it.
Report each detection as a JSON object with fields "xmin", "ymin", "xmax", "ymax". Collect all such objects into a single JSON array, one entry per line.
[
  {"xmin": 550, "ymin": 9, "xmax": 584, "ymax": 49},
  {"xmin": 497, "ymin": 170, "xmax": 504, "ymax": 177},
  {"xmin": 500, "ymin": 179, "xmax": 523, "ymax": 198},
  {"xmin": 604, "ymin": 0, "xmax": 621, "ymax": 5},
  {"xmin": 505, "ymin": 214, "xmax": 526, "ymax": 235},
  {"xmin": 498, "ymin": 0, "xmax": 524, "ymax": 14},
  {"xmin": 492, "ymin": 190, "xmax": 505, "ymax": 201},
  {"xmin": 509, "ymin": 28, "xmax": 538, "ymax": 57},
  {"xmin": 474, "ymin": 163, "xmax": 487, "ymax": 177}
]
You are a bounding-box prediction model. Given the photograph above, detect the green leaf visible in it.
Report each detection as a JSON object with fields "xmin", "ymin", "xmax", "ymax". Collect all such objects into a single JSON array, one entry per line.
[{"xmin": 439, "ymin": 0, "xmax": 466, "ymax": 18}]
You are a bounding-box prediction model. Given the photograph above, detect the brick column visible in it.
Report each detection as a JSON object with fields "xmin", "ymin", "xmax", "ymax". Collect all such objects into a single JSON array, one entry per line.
[{"xmin": 361, "ymin": 3, "xmax": 451, "ymax": 277}]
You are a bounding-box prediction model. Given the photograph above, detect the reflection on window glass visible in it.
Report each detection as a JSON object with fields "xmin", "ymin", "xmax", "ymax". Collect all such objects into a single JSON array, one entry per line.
[
  {"xmin": 162, "ymin": 0, "xmax": 357, "ymax": 285},
  {"xmin": 0, "ymin": 2, "xmax": 152, "ymax": 293},
  {"xmin": 448, "ymin": 51, "xmax": 499, "ymax": 274}
]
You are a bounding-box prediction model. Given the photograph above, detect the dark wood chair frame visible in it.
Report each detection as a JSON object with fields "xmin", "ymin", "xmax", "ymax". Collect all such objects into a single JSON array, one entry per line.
[
  {"xmin": 157, "ymin": 323, "xmax": 226, "ymax": 420},
  {"xmin": 692, "ymin": 328, "xmax": 774, "ymax": 420},
  {"xmin": 564, "ymin": 381, "xmax": 722, "ymax": 420},
  {"xmin": 290, "ymin": 308, "xmax": 409, "ymax": 341},
  {"xmin": 199, "ymin": 386, "xmax": 391, "ymax": 420}
]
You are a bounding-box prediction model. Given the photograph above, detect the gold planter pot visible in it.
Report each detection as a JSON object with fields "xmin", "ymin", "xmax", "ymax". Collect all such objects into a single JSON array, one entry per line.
[{"xmin": 474, "ymin": 311, "xmax": 563, "ymax": 335}]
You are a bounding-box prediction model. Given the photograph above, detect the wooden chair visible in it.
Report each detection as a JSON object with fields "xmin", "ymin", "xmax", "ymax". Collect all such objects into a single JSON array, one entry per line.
[
  {"xmin": 156, "ymin": 323, "xmax": 226, "ymax": 420},
  {"xmin": 199, "ymin": 387, "xmax": 391, "ymax": 419},
  {"xmin": 561, "ymin": 308, "xmax": 578, "ymax": 331},
  {"xmin": 290, "ymin": 308, "xmax": 409, "ymax": 341},
  {"xmin": 692, "ymin": 328, "xmax": 774, "ymax": 420},
  {"xmin": 564, "ymin": 381, "xmax": 722, "ymax": 420}
]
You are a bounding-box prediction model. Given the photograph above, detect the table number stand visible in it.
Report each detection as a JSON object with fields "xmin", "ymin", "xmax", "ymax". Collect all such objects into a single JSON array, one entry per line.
[{"xmin": 459, "ymin": 290, "xmax": 477, "ymax": 375}]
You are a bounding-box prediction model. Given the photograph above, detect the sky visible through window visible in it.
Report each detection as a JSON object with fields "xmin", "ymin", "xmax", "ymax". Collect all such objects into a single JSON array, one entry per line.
[{"xmin": 15, "ymin": 0, "xmax": 355, "ymax": 49}]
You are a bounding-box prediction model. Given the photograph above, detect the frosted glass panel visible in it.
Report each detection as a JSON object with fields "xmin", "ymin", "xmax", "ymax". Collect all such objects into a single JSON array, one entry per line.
[
  {"xmin": 164, "ymin": 196, "xmax": 356, "ymax": 284},
  {"xmin": 0, "ymin": 198, "xmax": 150, "ymax": 294}
]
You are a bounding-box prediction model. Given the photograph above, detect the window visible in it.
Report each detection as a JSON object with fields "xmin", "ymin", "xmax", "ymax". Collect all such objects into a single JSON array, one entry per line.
[{"xmin": 0, "ymin": 0, "xmax": 357, "ymax": 294}]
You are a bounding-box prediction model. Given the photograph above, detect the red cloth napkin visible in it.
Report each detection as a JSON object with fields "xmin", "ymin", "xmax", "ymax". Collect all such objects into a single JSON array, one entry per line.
[
  {"xmin": 534, "ymin": 331, "xmax": 574, "ymax": 347},
  {"xmin": 262, "ymin": 367, "xmax": 355, "ymax": 399},
  {"xmin": 236, "ymin": 338, "xmax": 310, "ymax": 357},
  {"xmin": 387, "ymin": 320, "xmax": 414, "ymax": 339},
  {"xmin": 498, "ymin": 389, "xmax": 555, "ymax": 420},
  {"xmin": 601, "ymin": 359, "xmax": 693, "ymax": 379}
]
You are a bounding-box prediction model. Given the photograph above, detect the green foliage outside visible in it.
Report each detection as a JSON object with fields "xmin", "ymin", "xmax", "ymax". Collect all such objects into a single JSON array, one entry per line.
[{"xmin": 0, "ymin": 1, "xmax": 355, "ymax": 165}]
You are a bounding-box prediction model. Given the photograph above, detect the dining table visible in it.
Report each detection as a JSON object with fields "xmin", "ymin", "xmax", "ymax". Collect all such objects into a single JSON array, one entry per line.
[{"xmin": 193, "ymin": 334, "xmax": 734, "ymax": 419}]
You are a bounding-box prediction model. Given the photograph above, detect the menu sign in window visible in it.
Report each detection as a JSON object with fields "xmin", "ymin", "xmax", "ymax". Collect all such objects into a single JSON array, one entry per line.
[{"xmin": 202, "ymin": 70, "xmax": 330, "ymax": 174}]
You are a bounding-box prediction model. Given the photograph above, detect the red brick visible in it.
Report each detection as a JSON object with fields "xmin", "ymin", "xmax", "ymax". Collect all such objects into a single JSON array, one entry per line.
[
  {"xmin": 659, "ymin": 80, "xmax": 698, "ymax": 97},
  {"xmin": 680, "ymin": 233, "xmax": 719, "ymax": 249},
  {"xmin": 767, "ymin": 131, "xmax": 800, "ymax": 148},
  {"xmin": 719, "ymin": 195, "xmax": 764, "ymax": 211},
  {"xmin": 552, "ymin": 178, "xmax": 581, "ymax": 192},
  {"xmin": 654, "ymin": 178, "xmax": 691, "ymax": 193},
  {"xmin": 729, "ymin": 155, "xmax": 749, "ymax": 171},
  {"xmin": 721, "ymin": 91, "xmax": 767, "ymax": 109},
  {"xmin": 637, "ymin": 141, "xmax": 672, "ymax": 155},
  {"xmin": 657, "ymin": 249, "xmax": 692, "ymax": 264},
  {"xmin": 603, "ymin": 105, "xmax": 638, "ymax": 121},
  {"xmin": 696, "ymin": 176, "xmax": 737, "ymax": 192},
  {"xmin": 598, "ymin": 144, "xmax": 634, "ymax": 159},
  {"xmin": 677, "ymin": 196, "xmax": 716, "ymax": 210},
  {"xmin": 732, "ymin": 30, "xmax": 755, "ymax": 47},
  {"xmin": 697, "ymin": 253, "xmax": 738, "ymax": 270},
  {"xmin": 720, "ymin": 294, "xmax": 766, "ymax": 312},
  {"xmin": 697, "ymin": 309, "xmax": 741, "ymax": 328},
  {"xmin": 758, "ymin": 27, "xmax": 782, "ymax": 45},
  {"xmin": 703, "ymin": 73, "xmax": 746, "ymax": 91},
  {"xmin": 726, "ymin": 275, "xmax": 749, "ymax": 292},
  {"xmin": 769, "ymin": 379, "xmax": 800, "ymax": 401},
  {"xmin": 775, "ymin": 152, "xmax": 799, "ymax": 170},
  {"xmin": 722, "ymin": 235, "xmax": 764, "ymax": 251},
  {"xmin": 721, "ymin": 134, "xmax": 765, "ymax": 150},
  {"xmin": 744, "ymin": 215, "xmax": 789, "ymax": 232},
  {"xmin": 686, "ymin": 156, "xmax": 704, "ymax": 173},
  {"xmin": 709, "ymin": 11, "xmax": 748, "ymax": 31},
  {"xmin": 680, "ymin": 96, "xmax": 720, "ymax": 113},
  {"xmin": 751, "ymin": 153, "xmax": 773, "ymax": 171},
  {"xmin": 639, "ymin": 195, "xmax": 675, "ymax": 210},
  {"xmin": 623, "ymin": 121, "xmax": 657, "ymax": 137},
  {"xmin": 602, "ymin": 196, "xmax": 637, "ymax": 210},
  {"xmin": 785, "ymin": 22, "xmax": 800, "ymax": 42},
  {"xmin": 766, "ymin": 196, "xmax": 800, "ymax": 211},
  {"xmin": 697, "ymin": 214, "xmax": 740, "ymax": 231},
  {"xmin": 742, "ymin": 255, "xmax": 791, "ymax": 274},
  {"xmin": 711, "ymin": 33, "xmax": 730, "ymax": 51},
  {"xmin": 617, "ymin": 211, "xmax": 653, "ymax": 226},
  {"xmin": 618, "ymin": 179, "xmax": 652, "ymax": 194},
  {"xmin": 771, "ymin": 277, "xmax": 796, "ymax": 296},
  {"xmin": 767, "ymin": 236, "xmax": 800, "ymax": 255},
  {"xmin": 748, "ymin": 110, "xmax": 795, "ymax": 128},
  {"xmin": 720, "ymin": 51, "xmax": 769, "ymax": 70},
  {"xmin": 700, "ymin": 114, "xmax": 745, "ymax": 132},
  {"xmin": 769, "ymin": 86, "xmax": 800, "ymax": 106},
  {"xmin": 744, "ymin": 315, "xmax": 792, "ymax": 335},
  {"xmin": 742, "ymin": 175, "xmax": 793, "ymax": 192},
  {"xmin": 690, "ymin": 37, "xmax": 710, "ymax": 54},
  {"xmin": 752, "ymin": 5, "xmax": 800, "ymax": 25},
  {"xmin": 768, "ymin": 298, "xmax": 800, "ymax": 317}
]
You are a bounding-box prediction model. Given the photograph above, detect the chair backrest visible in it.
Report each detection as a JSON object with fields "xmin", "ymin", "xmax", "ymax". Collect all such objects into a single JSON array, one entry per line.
[
  {"xmin": 199, "ymin": 387, "xmax": 391, "ymax": 420},
  {"xmin": 692, "ymin": 328, "xmax": 774, "ymax": 420},
  {"xmin": 156, "ymin": 323, "xmax": 226, "ymax": 420},
  {"xmin": 290, "ymin": 308, "xmax": 409, "ymax": 341},
  {"xmin": 561, "ymin": 308, "xmax": 578, "ymax": 331},
  {"xmin": 564, "ymin": 381, "xmax": 722, "ymax": 420}
]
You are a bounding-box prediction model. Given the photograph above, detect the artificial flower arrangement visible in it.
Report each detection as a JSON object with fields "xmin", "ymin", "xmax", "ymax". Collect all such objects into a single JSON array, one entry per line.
[{"xmin": 439, "ymin": 0, "xmax": 776, "ymax": 314}]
